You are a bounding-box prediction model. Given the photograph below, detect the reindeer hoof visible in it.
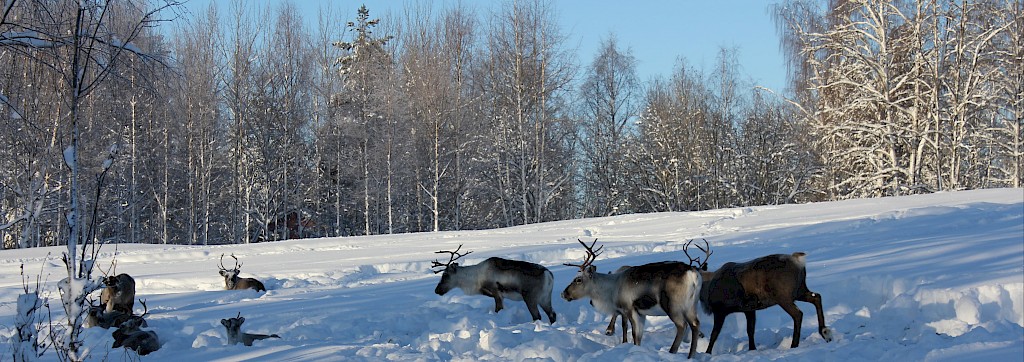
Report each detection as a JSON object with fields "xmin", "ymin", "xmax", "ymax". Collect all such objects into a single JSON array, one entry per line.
[
  {"xmin": 604, "ymin": 330, "xmax": 614, "ymax": 336},
  {"xmin": 822, "ymin": 327, "xmax": 834, "ymax": 342}
]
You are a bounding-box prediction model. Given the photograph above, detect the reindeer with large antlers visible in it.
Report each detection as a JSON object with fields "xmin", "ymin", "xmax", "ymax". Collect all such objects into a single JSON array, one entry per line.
[
  {"xmin": 218, "ymin": 254, "xmax": 266, "ymax": 292},
  {"xmin": 432, "ymin": 244, "xmax": 557, "ymax": 323},
  {"xmin": 561, "ymin": 239, "xmax": 703, "ymax": 358}
]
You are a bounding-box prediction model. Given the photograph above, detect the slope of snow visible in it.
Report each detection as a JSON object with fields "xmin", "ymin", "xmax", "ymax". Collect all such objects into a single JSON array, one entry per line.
[{"xmin": 0, "ymin": 189, "xmax": 1021, "ymax": 361}]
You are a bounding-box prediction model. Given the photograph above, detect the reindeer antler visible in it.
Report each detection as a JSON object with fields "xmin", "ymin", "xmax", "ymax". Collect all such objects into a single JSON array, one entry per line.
[
  {"xmin": 431, "ymin": 244, "xmax": 472, "ymax": 274},
  {"xmin": 101, "ymin": 260, "xmax": 116, "ymax": 278},
  {"xmin": 137, "ymin": 299, "xmax": 149, "ymax": 318},
  {"xmin": 219, "ymin": 253, "xmax": 242, "ymax": 271},
  {"xmin": 563, "ymin": 239, "xmax": 603, "ymax": 271},
  {"xmin": 683, "ymin": 239, "xmax": 713, "ymax": 270}
]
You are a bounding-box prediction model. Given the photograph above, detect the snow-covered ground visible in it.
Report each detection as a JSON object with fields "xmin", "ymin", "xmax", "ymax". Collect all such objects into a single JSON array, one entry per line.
[{"xmin": 1, "ymin": 189, "xmax": 1022, "ymax": 361}]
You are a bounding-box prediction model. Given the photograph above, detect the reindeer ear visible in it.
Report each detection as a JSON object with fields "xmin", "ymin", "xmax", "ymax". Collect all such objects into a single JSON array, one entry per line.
[
  {"xmin": 221, "ymin": 319, "xmax": 229, "ymax": 326},
  {"xmin": 450, "ymin": 263, "xmax": 459, "ymax": 269},
  {"xmin": 238, "ymin": 317, "xmax": 245, "ymax": 324},
  {"xmin": 586, "ymin": 265, "xmax": 597, "ymax": 275}
]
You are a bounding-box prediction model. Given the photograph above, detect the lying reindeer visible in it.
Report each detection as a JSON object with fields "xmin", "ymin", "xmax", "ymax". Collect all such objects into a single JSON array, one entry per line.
[
  {"xmin": 221, "ymin": 313, "xmax": 280, "ymax": 346},
  {"xmin": 218, "ymin": 254, "xmax": 267, "ymax": 292},
  {"xmin": 432, "ymin": 244, "xmax": 557, "ymax": 324},
  {"xmin": 562, "ymin": 239, "xmax": 703, "ymax": 358},
  {"xmin": 85, "ymin": 299, "xmax": 131, "ymax": 329},
  {"xmin": 700, "ymin": 251, "xmax": 833, "ymax": 354},
  {"xmin": 111, "ymin": 300, "xmax": 160, "ymax": 356}
]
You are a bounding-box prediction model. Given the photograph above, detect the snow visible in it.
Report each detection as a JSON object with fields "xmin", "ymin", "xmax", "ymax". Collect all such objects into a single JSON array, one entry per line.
[
  {"xmin": 110, "ymin": 37, "xmax": 143, "ymax": 55},
  {"xmin": 0, "ymin": 31, "xmax": 57, "ymax": 48},
  {"xmin": 0, "ymin": 188, "xmax": 1021, "ymax": 361}
]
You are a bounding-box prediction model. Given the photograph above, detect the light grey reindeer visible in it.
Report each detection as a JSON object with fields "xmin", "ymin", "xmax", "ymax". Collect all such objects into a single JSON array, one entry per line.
[
  {"xmin": 562, "ymin": 239, "xmax": 703, "ymax": 358},
  {"xmin": 432, "ymin": 244, "xmax": 557, "ymax": 323},
  {"xmin": 599, "ymin": 239, "xmax": 712, "ymax": 343},
  {"xmin": 111, "ymin": 300, "xmax": 160, "ymax": 356},
  {"xmin": 218, "ymin": 254, "xmax": 267, "ymax": 292},
  {"xmin": 99, "ymin": 262, "xmax": 136, "ymax": 314},
  {"xmin": 221, "ymin": 313, "xmax": 280, "ymax": 346}
]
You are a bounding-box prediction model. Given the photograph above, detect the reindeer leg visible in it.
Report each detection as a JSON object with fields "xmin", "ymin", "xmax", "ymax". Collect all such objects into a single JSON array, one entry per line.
[
  {"xmin": 687, "ymin": 310, "xmax": 701, "ymax": 359},
  {"xmin": 778, "ymin": 301, "xmax": 804, "ymax": 348},
  {"xmin": 628, "ymin": 311, "xmax": 645, "ymax": 346},
  {"xmin": 706, "ymin": 312, "xmax": 727, "ymax": 354},
  {"xmin": 480, "ymin": 286, "xmax": 503, "ymax": 313},
  {"xmin": 605, "ymin": 314, "xmax": 617, "ymax": 336},
  {"xmin": 744, "ymin": 310, "xmax": 757, "ymax": 350},
  {"xmin": 524, "ymin": 296, "xmax": 543, "ymax": 321},
  {"xmin": 619, "ymin": 313, "xmax": 629, "ymax": 343},
  {"xmin": 799, "ymin": 291, "xmax": 833, "ymax": 342},
  {"xmin": 540, "ymin": 298, "xmax": 557, "ymax": 324}
]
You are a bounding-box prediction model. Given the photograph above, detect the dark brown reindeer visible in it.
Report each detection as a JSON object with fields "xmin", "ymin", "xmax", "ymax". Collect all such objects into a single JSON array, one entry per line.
[
  {"xmin": 432, "ymin": 244, "xmax": 557, "ymax": 323},
  {"xmin": 561, "ymin": 240, "xmax": 702, "ymax": 358},
  {"xmin": 700, "ymin": 251, "xmax": 833, "ymax": 354},
  {"xmin": 221, "ymin": 313, "xmax": 281, "ymax": 346},
  {"xmin": 219, "ymin": 254, "xmax": 267, "ymax": 292},
  {"xmin": 111, "ymin": 300, "xmax": 160, "ymax": 356}
]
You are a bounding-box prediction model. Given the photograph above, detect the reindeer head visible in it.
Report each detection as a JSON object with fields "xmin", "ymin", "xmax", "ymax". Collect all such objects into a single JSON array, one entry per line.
[
  {"xmin": 221, "ymin": 312, "xmax": 245, "ymax": 334},
  {"xmin": 218, "ymin": 254, "xmax": 242, "ymax": 281},
  {"xmin": 118, "ymin": 299, "xmax": 150, "ymax": 330},
  {"xmin": 683, "ymin": 239, "xmax": 713, "ymax": 271},
  {"xmin": 561, "ymin": 239, "xmax": 603, "ymax": 301},
  {"xmin": 431, "ymin": 245, "xmax": 473, "ymax": 295},
  {"xmin": 100, "ymin": 260, "xmax": 119, "ymax": 288}
]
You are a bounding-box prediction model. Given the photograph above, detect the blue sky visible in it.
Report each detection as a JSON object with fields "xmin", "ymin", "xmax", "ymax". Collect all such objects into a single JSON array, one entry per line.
[{"xmin": 182, "ymin": 0, "xmax": 787, "ymax": 92}]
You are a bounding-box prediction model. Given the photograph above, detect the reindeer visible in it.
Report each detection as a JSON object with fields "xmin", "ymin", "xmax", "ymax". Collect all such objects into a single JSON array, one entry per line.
[
  {"xmin": 562, "ymin": 239, "xmax": 703, "ymax": 358},
  {"xmin": 221, "ymin": 313, "xmax": 281, "ymax": 346},
  {"xmin": 218, "ymin": 254, "xmax": 267, "ymax": 292},
  {"xmin": 700, "ymin": 251, "xmax": 833, "ymax": 354},
  {"xmin": 111, "ymin": 300, "xmax": 160, "ymax": 356},
  {"xmin": 84, "ymin": 298, "xmax": 131, "ymax": 329},
  {"xmin": 432, "ymin": 245, "xmax": 557, "ymax": 324},
  {"xmin": 595, "ymin": 240, "xmax": 711, "ymax": 342},
  {"xmin": 99, "ymin": 261, "xmax": 136, "ymax": 314},
  {"xmin": 598, "ymin": 240, "xmax": 712, "ymax": 341}
]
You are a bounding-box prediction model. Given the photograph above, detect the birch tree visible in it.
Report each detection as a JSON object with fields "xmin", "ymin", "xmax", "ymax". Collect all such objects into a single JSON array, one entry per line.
[
  {"xmin": 578, "ymin": 35, "xmax": 640, "ymax": 217},
  {"xmin": 1, "ymin": 0, "xmax": 178, "ymax": 359},
  {"xmin": 477, "ymin": 0, "xmax": 576, "ymax": 226}
]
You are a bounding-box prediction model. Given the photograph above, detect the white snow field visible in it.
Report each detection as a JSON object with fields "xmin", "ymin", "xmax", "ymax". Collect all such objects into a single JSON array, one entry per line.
[{"xmin": 0, "ymin": 189, "xmax": 1021, "ymax": 361}]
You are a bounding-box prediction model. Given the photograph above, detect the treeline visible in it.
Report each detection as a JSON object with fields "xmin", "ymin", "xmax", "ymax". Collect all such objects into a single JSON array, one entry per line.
[{"xmin": 1, "ymin": 0, "xmax": 1020, "ymax": 249}]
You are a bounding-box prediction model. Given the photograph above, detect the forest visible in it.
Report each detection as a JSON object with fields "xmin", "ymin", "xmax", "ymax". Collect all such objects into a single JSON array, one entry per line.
[{"xmin": 1, "ymin": 0, "xmax": 1021, "ymax": 249}]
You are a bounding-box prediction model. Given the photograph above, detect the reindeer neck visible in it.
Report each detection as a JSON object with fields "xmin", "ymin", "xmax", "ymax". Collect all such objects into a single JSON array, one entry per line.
[{"xmin": 589, "ymin": 271, "xmax": 623, "ymax": 296}]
